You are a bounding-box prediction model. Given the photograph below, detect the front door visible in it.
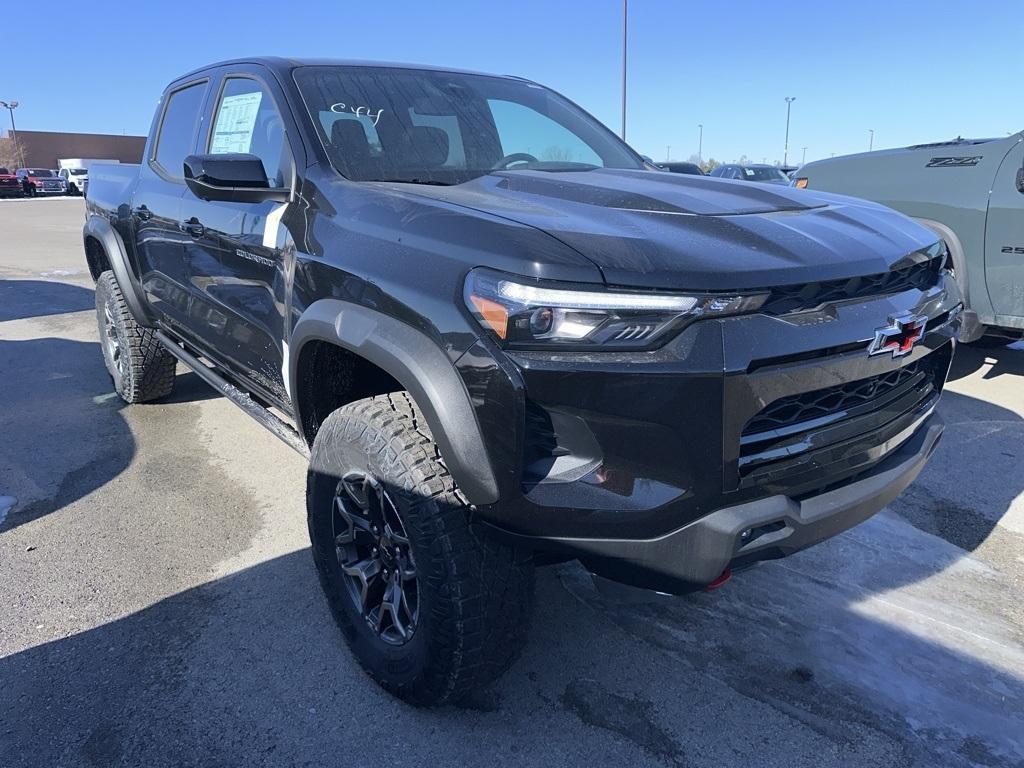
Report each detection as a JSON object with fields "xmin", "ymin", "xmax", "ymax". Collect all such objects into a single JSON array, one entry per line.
[
  {"xmin": 177, "ymin": 73, "xmax": 295, "ymax": 407},
  {"xmin": 984, "ymin": 136, "xmax": 1024, "ymax": 321}
]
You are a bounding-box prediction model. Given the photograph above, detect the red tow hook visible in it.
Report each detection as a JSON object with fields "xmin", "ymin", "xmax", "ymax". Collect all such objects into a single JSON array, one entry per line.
[{"xmin": 704, "ymin": 569, "xmax": 732, "ymax": 592}]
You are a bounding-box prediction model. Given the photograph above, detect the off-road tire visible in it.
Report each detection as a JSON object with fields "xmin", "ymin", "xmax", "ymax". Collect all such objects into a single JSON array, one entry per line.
[
  {"xmin": 95, "ymin": 270, "xmax": 176, "ymax": 403},
  {"xmin": 307, "ymin": 391, "xmax": 534, "ymax": 706}
]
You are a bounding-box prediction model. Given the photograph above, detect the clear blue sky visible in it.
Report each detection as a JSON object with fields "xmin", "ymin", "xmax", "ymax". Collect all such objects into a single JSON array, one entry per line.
[{"xmin": 4, "ymin": 0, "xmax": 1022, "ymax": 165}]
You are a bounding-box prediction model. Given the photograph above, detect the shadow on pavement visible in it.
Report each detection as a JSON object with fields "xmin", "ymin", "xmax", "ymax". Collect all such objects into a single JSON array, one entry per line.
[
  {"xmin": 0, "ymin": 336, "xmax": 134, "ymax": 534},
  {"xmin": 947, "ymin": 340, "xmax": 1024, "ymax": 382},
  {"xmin": 2, "ymin": 388, "xmax": 1022, "ymax": 768},
  {"xmin": 0, "ymin": 279, "xmax": 95, "ymax": 321}
]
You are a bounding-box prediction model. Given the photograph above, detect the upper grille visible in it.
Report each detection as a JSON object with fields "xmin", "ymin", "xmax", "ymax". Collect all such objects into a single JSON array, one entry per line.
[{"xmin": 761, "ymin": 255, "xmax": 945, "ymax": 315}]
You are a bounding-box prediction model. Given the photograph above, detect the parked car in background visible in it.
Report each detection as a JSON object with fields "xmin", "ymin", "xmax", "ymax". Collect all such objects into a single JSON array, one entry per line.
[
  {"xmin": 780, "ymin": 165, "xmax": 799, "ymax": 178},
  {"xmin": 0, "ymin": 167, "xmax": 21, "ymax": 197},
  {"xmin": 660, "ymin": 161, "xmax": 705, "ymax": 175},
  {"xmin": 710, "ymin": 164, "xmax": 791, "ymax": 185},
  {"xmin": 792, "ymin": 133, "xmax": 1024, "ymax": 345},
  {"xmin": 85, "ymin": 56, "xmax": 960, "ymax": 706},
  {"xmin": 16, "ymin": 168, "xmax": 66, "ymax": 196},
  {"xmin": 58, "ymin": 158, "xmax": 119, "ymax": 196},
  {"xmin": 58, "ymin": 167, "xmax": 89, "ymax": 195}
]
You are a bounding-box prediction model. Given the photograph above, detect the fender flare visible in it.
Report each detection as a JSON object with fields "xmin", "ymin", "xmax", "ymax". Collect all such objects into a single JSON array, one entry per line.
[
  {"xmin": 289, "ymin": 299, "xmax": 500, "ymax": 505},
  {"xmin": 83, "ymin": 214, "xmax": 157, "ymax": 327},
  {"xmin": 911, "ymin": 216, "xmax": 984, "ymax": 342}
]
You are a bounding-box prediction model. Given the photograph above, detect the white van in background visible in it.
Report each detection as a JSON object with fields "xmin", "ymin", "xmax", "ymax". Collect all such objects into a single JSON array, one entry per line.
[{"xmin": 57, "ymin": 158, "xmax": 119, "ymax": 196}]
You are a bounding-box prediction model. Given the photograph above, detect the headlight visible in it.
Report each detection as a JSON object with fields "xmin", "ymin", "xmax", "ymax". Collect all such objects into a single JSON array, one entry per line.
[{"xmin": 464, "ymin": 268, "xmax": 767, "ymax": 350}]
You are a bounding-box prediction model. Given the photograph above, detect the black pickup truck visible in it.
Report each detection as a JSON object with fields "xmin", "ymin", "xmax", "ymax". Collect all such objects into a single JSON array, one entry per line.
[{"xmin": 84, "ymin": 57, "xmax": 962, "ymax": 705}]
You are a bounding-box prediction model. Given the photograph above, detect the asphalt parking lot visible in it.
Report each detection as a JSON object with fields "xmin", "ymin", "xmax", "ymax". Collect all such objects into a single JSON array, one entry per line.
[{"xmin": 1, "ymin": 197, "xmax": 1023, "ymax": 768}]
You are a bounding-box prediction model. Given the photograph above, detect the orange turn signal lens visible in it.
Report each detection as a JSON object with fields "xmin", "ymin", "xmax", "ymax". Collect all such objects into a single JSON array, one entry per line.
[
  {"xmin": 469, "ymin": 294, "xmax": 509, "ymax": 339},
  {"xmin": 793, "ymin": 177, "xmax": 808, "ymax": 189}
]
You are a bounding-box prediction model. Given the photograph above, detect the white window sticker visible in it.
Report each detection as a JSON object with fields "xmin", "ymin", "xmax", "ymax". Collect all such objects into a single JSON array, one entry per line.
[{"xmin": 211, "ymin": 92, "xmax": 263, "ymax": 154}]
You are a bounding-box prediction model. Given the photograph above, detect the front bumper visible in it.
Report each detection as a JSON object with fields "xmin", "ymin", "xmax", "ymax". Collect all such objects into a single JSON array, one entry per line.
[
  {"xmin": 459, "ymin": 274, "xmax": 961, "ymax": 590},
  {"xmin": 502, "ymin": 415, "xmax": 942, "ymax": 594}
]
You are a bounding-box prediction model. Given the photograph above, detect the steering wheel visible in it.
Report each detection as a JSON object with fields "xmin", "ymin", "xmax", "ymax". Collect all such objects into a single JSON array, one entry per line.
[{"xmin": 491, "ymin": 152, "xmax": 539, "ymax": 170}]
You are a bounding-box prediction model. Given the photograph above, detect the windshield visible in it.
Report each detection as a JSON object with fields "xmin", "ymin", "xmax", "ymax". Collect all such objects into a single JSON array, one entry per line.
[
  {"xmin": 69, "ymin": 168, "xmax": 87, "ymax": 175},
  {"xmin": 294, "ymin": 66, "xmax": 643, "ymax": 185},
  {"xmin": 28, "ymin": 169, "xmax": 55, "ymax": 177},
  {"xmin": 742, "ymin": 166, "xmax": 788, "ymax": 182}
]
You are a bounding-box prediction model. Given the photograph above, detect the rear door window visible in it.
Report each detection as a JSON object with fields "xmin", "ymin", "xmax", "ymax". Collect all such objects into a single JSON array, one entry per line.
[{"xmin": 153, "ymin": 82, "xmax": 207, "ymax": 179}]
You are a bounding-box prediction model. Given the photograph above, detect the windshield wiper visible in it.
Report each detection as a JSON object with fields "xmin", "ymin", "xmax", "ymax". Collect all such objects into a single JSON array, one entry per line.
[{"xmin": 372, "ymin": 178, "xmax": 453, "ymax": 186}]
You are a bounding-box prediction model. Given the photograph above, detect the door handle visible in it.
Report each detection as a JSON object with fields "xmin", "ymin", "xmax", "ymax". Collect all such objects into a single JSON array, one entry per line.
[
  {"xmin": 179, "ymin": 218, "xmax": 205, "ymax": 238},
  {"xmin": 133, "ymin": 205, "xmax": 152, "ymax": 221}
]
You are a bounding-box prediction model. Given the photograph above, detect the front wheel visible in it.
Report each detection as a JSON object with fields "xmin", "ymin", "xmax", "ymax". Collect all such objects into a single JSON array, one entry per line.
[
  {"xmin": 307, "ymin": 392, "xmax": 534, "ymax": 706},
  {"xmin": 95, "ymin": 271, "xmax": 177, "ymax": 403}
]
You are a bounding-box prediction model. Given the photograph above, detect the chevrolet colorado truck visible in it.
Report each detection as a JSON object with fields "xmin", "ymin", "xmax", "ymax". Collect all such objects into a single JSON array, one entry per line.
[
  {"xmin": 793, "ymin": 133, "xmax": 1024, "ymax": 346},
  {"xmin": 84, "ymin": 57, "xmax": 961, "ymax": 705}
]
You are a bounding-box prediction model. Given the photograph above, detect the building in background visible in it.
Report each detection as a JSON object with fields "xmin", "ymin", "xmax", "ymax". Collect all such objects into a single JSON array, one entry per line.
[{"xmin": 1, "ymin": 130, "xmax": 145, "ymax": 169}]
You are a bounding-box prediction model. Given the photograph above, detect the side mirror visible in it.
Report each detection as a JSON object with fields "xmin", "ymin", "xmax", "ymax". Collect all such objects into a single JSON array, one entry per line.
[{"xmin": 183, "ymin": 153, "xmax": 289, "ymax": 203}]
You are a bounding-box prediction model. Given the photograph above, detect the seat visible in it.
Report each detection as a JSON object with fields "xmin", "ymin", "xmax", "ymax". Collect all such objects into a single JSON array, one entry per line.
[{"xmin": 329, "ymin": 119, "xmax": 379, "ymax": 180}]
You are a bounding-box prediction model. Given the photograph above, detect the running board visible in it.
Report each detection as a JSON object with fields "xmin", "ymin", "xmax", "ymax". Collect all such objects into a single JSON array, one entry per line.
[{"xmin": 156, "ymin": 330, "xmax": 309, "ymax": 458}]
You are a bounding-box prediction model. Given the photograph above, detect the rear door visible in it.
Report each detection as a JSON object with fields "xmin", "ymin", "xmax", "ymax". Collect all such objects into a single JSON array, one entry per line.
[
  {"xmin": 176, "ymin": 68, "xmax": 298, "ymax": 407},
  {"xmin": 984, "ymin": 136, "xmax": 1024, "ymax": 321},
  {"xmin": 133, "ymin": 79, "xmax": 210, "ymax": 331}
]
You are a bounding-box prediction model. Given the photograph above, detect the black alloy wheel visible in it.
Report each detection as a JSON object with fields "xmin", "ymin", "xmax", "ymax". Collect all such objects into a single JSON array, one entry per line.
[{"xmin": 332, "ymin": 472, "xmax": 418, "ymax": 645}]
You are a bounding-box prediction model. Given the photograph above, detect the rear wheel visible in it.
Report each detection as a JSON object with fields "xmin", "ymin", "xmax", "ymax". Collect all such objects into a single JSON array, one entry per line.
[
  {"xmin": 307, "ymin": 392, "xmax": 534, "ymax": 706},
  {"xmin": 95, "ymin": 271, "xmax": 176, "ymax": 403}
]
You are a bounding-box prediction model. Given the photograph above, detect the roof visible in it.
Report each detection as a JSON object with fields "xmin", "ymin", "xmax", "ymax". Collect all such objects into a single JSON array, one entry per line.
[{"xmin": 171, "ymin": 56, "xmax": 525, "ymax": 87}]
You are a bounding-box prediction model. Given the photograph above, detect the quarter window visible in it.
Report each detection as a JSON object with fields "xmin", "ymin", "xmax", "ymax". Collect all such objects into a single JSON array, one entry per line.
[
  {"xmin": 153, "ymin": 82, "xmax": 207, "ymax": 178},
  {"xmin": 209, "ymin": 78, "xmax": 288, "ymax": 187}
]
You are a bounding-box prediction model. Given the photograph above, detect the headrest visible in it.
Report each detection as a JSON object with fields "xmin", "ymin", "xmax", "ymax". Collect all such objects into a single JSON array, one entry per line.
[{"xmin": 330, "ymin": 119, "xmax": 372, "ymax": 162}]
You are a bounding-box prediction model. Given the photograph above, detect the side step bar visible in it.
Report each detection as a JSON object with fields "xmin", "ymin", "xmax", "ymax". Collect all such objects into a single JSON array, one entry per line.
[{"xmin": 156, "ymin": 331, "xmax": 310, "ymax": 458}]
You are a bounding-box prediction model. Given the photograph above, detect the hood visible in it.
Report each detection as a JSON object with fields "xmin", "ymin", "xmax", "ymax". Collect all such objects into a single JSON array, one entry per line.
[{"xmin": 399, "ymin": 168, "xmax": 937, "ymax": 290}]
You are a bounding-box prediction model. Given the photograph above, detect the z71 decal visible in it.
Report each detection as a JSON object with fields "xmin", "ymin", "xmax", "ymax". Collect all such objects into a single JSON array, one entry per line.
[{"xmin": 926, "ymin": 156, "xmax": 982, "ymax": 167}]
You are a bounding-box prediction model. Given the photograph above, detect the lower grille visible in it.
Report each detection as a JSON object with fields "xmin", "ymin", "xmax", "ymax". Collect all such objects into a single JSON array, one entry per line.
[{"xmin": 739, "ymin": 352, "xmax": 946, "ymax": 479}]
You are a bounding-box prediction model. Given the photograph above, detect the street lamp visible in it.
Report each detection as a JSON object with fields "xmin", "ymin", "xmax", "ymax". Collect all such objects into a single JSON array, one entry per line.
[
  {"xmin": 783, "ymin": 96, "xmax": 796, "ymax": 166},
  {"xmin": 868, "ymin": 129, "xmax": 874, "ymax": 151},
  {"xmin": 801, "ymin": 147, "xmax": 807, "ymax": 164},
  {"xmin": 698, "ymin": 124, "xmax": 703, "ymax": 164},
  {"xmin": 666, "ymin": 145, "xmax": 671, "ymax": 162},
  {"xmin": 0, "ymin": 100, "xmax": 21, "ymax": 167},
  {"xmin": 620, "ymin": 0, "xmax": 628, "ymax": 140}
]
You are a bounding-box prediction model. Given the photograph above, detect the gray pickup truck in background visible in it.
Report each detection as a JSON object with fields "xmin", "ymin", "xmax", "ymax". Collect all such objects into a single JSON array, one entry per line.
[{"xmin": 793, "ymin": 133, "xmax": 1024, "ymax": 345}]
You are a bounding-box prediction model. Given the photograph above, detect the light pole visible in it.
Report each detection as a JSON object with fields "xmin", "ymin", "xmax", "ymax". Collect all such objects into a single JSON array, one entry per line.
[
  {"xmin": 666, "ymin": 145, "xmax": 671, "ymax": 162},
  {"xmin": 868, "ymin": 129, "xmax": 874, "ymax": 151},
  {"xmin": 801, "ymin": 147, "xmax": 807, "ymax": 164},
  {"xmin": 783, "ymin": 96, "xmax": 796, "ymax": 166},
  {"xmin": 0, "ymin": 100, "xmax": 21, "ymax": 168},
  {"xmin": 698, "ymin": 124, "xmax": 703, "ymax": 164},
  {"xmin": 620, "ymin": 0, "xmax": 628, "ymax": 140}
]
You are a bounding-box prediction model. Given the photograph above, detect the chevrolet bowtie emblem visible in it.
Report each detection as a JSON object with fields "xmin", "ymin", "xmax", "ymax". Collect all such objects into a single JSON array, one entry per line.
[{"xmin": 868, "ymin": 315, "xmax": 927, "ymax": 358}]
